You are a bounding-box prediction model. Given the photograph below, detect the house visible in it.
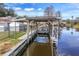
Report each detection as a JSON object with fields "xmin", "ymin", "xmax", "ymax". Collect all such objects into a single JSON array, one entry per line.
[{"xmin": 0, "ymin": 17, "xmax": 27, "ymax": 32}]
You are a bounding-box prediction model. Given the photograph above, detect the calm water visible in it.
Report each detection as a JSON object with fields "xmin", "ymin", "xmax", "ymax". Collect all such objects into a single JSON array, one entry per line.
[
  {"xmin": 57, "ymin": 28, "xmax": 79, "ymax": 56},
  {"xmin": 34, "ymin": 37, "xmax": 49, "ymax": 43},
  {"xmin": 23, "ymin": 36, "xmax": 52, "ymax": 56}
]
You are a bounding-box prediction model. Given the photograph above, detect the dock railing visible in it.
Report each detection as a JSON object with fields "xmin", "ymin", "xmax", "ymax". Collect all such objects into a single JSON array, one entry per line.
[{"xmin": 3, "ymin": 30, "xmax": 37, "ymax": 56}]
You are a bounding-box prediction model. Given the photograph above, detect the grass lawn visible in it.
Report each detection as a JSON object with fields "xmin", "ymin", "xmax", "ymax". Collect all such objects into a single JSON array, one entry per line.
[
  {"xmin": 0, "ymin": 31, "xmax": 26, "ymax": 55},
  {"xmin": 74, "ymin": 24, "xmax": 79, "ymax": 29},
  {"xmin": 66, "ymin": 23, "xmax": 71, "ymax": 27},
  {"xmin": 0, "ymin": 31, "xmax": 26, "ymax": 45}
]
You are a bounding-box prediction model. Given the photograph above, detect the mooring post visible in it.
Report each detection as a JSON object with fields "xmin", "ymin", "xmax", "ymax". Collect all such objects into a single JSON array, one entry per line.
[{"xmin": 26, "ymin": 20, "xmax": 30, "ymax": 56}]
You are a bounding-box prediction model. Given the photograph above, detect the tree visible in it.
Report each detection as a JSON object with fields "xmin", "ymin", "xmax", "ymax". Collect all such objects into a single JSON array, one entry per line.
[
  {"xmin": 66, "ymin": 19, "xmax": 70, "ymax": 24},
  {"xmin": 0, "ymin": 3, "xmax": 17, "ymax": 39},
  {"xmin": 0, "ymin": 3, "xmax": 7, "ymax": 17},
  {"xmin": 0, "ymin": 3, "xmax": 5, "ymax": 7},
  {"xmin": 0, "ymin": 3, "xmax": 16, "ymax": 17},
  {"xmin": 7, "ymin": 8, "xmax": 15, "ymax": 17},
  {"xmin": 44, "ymin": 5, "xmax": 54, "ymax": 17},
  {"xmin": 56, "ymin": 11, "xmax": 61, "ymax": 17}
]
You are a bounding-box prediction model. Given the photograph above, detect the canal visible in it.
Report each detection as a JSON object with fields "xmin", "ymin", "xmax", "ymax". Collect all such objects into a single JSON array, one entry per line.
[
  {"xmin": 22, "ymin": 27, "xmax": 79, "ymax": 56},
  {"xmin": 57, "ymin": 27, "xmax": 79, "ymax": 56},
  {"xmin": 23, "ymin": 35, "xmax": 52, "ymax": 56}
]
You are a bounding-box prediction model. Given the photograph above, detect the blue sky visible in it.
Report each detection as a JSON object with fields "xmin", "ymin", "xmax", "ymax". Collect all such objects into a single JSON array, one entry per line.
[{"xmin": 4, "ymin": 3, "xmax": 79, "ymax": 19}]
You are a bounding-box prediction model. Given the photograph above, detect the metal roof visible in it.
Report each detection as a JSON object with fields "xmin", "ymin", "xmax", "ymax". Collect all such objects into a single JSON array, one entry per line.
[{"xmin": 26, "ymin": 16, "xmax": 60, "ymax": 21}]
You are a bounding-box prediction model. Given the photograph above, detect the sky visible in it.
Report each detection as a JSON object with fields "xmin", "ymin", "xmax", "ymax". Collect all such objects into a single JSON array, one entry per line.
[{"xmin": 4, "ymin": 3, "xmax": 79, "ymax": 20}]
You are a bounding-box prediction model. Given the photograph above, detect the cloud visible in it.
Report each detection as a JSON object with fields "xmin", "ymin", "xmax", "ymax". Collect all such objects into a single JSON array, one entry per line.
[
  {"xmin": 5, "ymin": 3, "xmax": 79, "ymax": 19},
  {"xmin": 4, "ymin": 6, "xmax": 10, "ymax": 9},
  {"xmin": 24, "ymin": 8, "xmax": 34, "ymax": 11},
  {"xmin": 16, "ymin": 9, "xmax": 43, "ymax": 17},
  {"xmin": 14, "ymin": 7, "xmax": 22, "ymax": 11},
  {"xmin": 62, "ymin": 9, "xmax": 79, "ymax": 19},
  {"xmin": 59, "ymin": 4, "xmax": 79, "ymax": 19},
  {"xmin": 37, "ymin": 8, "xmax": 42, "ymax": 11},
  {"xmin": 67, "ymin": 3, "xmax": 79, "ymax": 9}
]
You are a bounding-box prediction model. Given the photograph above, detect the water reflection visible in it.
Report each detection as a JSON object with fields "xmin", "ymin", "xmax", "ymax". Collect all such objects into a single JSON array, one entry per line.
[
  {"xmin": 34, "ymin": 37, "xmax": 49, "ymax": 43},
  {"xmin": 57, "ymin": 27, "xmax": 79, "ymax": 56},
  {"xmin": 23, "ymin": 36, "xmax": 52, "ymax": 56}
]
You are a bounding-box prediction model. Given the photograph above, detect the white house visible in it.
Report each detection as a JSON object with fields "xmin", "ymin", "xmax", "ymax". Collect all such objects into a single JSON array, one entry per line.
[{"xmin": 0, "ymin": 17, "xmax": 27, "ymax": 32}]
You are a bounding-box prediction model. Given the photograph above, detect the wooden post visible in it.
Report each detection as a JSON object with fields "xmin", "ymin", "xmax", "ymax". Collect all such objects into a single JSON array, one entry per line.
[
  {"xmin": 27, "ymin": 21, "xmax": 30, "ymax": 38},
  {"xmin": 48, "ymin": 21, "xmax": 50, "ymax": 36},
  {"xmin": 14, "ymin": 21, "xmax": 16, "ymax": 39},
  {"xmin": 58, "ymin": 18, "xmax": 61, "ymax": 39},
  {"xmin": 26, "ymin": 21, "xmax": 30, "ymax": 56},
  {"xmin": 8, "ymin": 23, "xmax": 10, "ymax": 39},
  {"xmin": 36, "ymin": 22, "xmax": 38, "ymax": 36}
]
